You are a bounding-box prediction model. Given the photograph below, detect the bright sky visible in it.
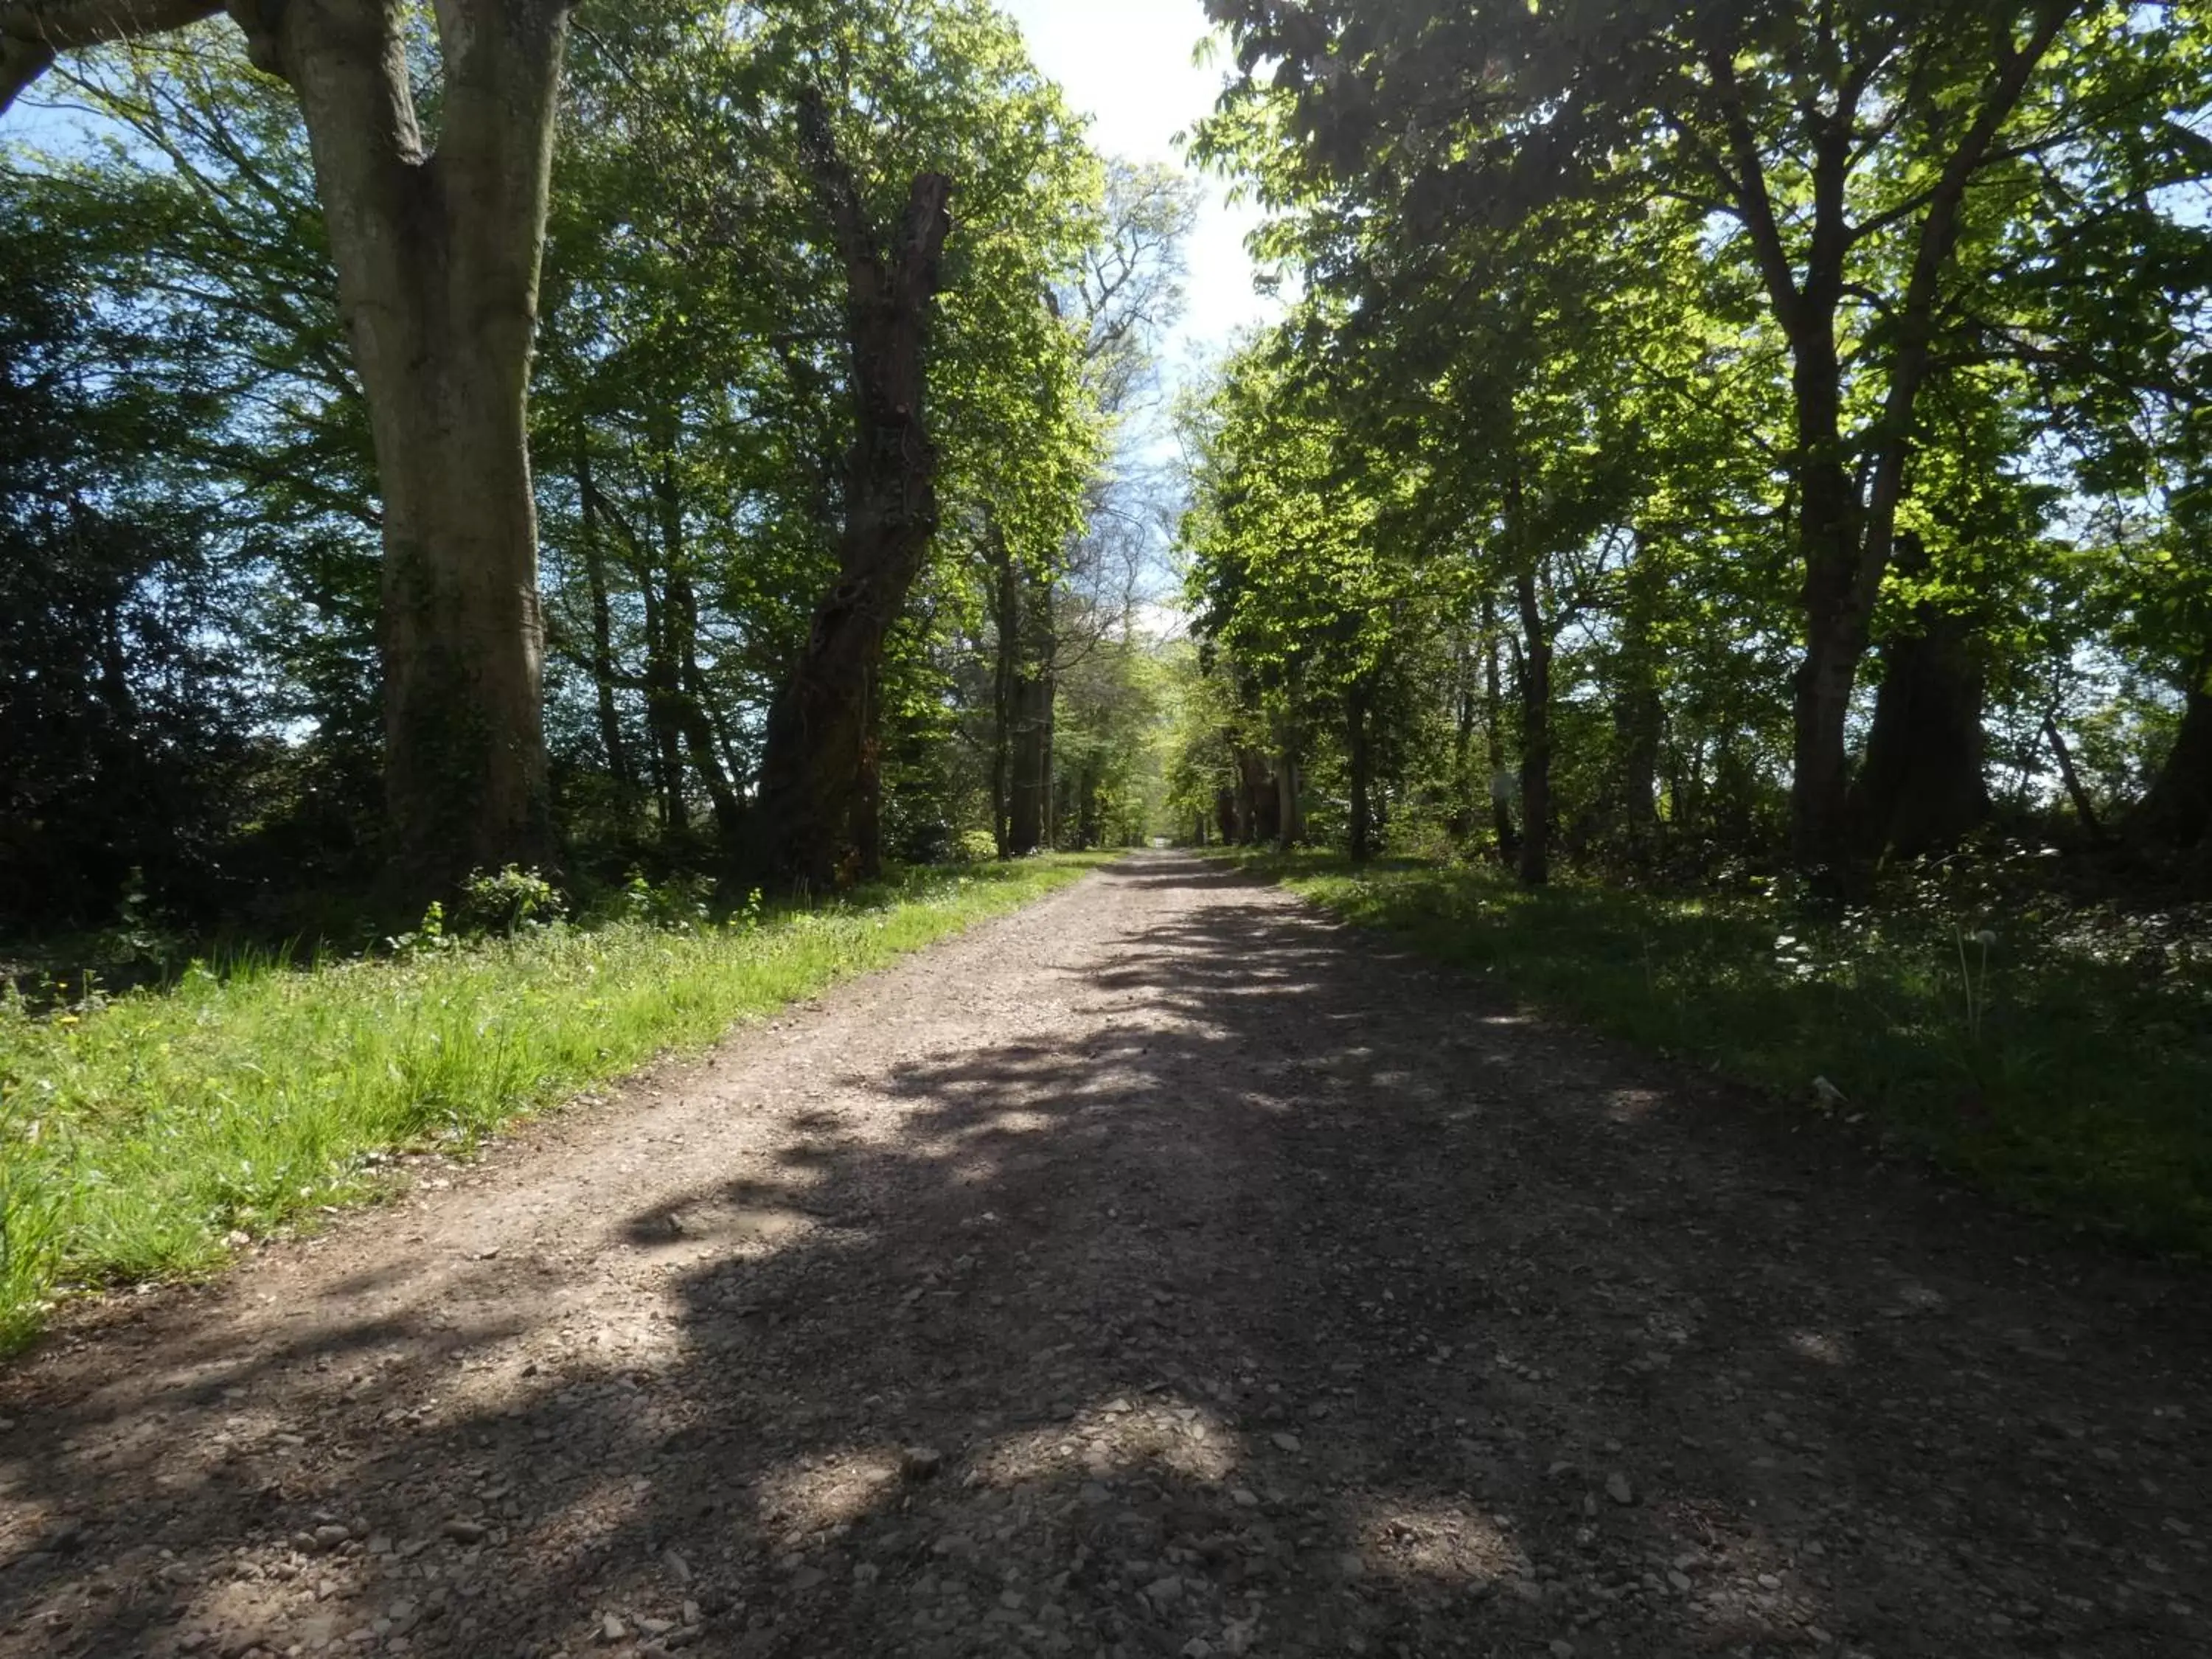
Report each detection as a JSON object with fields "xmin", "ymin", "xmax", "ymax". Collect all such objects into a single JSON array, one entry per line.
[{"xmin": 996, "ymin": 0, "xmax": 1277, "ymax": 371}]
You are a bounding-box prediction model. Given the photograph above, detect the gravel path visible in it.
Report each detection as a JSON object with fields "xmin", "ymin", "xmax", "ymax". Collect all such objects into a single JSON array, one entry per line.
[{"xmin": 1, "ymin": 852, "xmax": 2207, "ymax": 1659}]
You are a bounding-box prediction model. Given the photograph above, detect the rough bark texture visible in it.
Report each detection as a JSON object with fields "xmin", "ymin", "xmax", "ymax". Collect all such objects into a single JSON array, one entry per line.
[{"xmin": 751, "ymin": 88, "xmax": 952, "ymax": 890}]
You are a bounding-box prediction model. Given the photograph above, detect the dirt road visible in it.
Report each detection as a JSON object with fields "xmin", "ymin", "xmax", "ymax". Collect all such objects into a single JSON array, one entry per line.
[{"xmin": 1, "ymin": 853, "xmax": 2206, "ymax": 1658}]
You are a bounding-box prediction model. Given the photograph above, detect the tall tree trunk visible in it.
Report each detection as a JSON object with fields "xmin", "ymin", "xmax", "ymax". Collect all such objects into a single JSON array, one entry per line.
[
  {"xmin": 1347, "ymin": 678, "xmax": 1374, "ymax": 863},
  {"xmin": 576, "ymin": 442, "xmax": 636, "ymax": 818},
  {"xmin": 1848, "ymin": 538, "xmax": 1988, "ymax": 858},
  {"xmin": 854, "ymin": 684, "xmax": 883, "ymax": 881},
  {"xmin": 988, "ymin": 525, "xmax": 1016, "ymax": 856},
  {"xmin": 638, "ymin": 570, "xmax": 688, "ymax": 835},
  {"xmin": 1077, "ymin": 761, "xmax": 1102, "ymax": 849},
  {"xmin": 2042, "ymin": 715, "xmax": 2105, "ymax": 842},
  {"xmin": 1481, "ymin": 594, "xmax": 1518, "ymax": 865},
  {"xmin": 1514, "ymin": 567, "xmax": 1552, "ymax": 888},
  {"xmin": 1708, "ymin": 13, "xmax": 2073, "ymax": 883},
  {"xmin": 259, "ymin": 0, "xmax": 573, "ymax": 902},
  {"xmin": 1274, "ymin": 738, "xmax": 1302, "ymax": 852},
  {"xmin": 653, "ymin": 462, "xmax": 742, "ymax": 849},
  {"xmin": 1615, "ymin": 532, "xmax": 1664, "ymax": 862},
  {"xmin": 4, "ymin": 0, "xmax": 578, "ymax": 902},
  {"xmin": 1006, "ymin": 564, "xmax": 1054, "ymax": 855},
  {"xmin": 1237, "ymin": 747, "xmax": 1276, "ymax": 846},
  {"xmin": 672, "ymin": 581, "xmax": 742, "ymax": 849},
  {"xmin": 1447, "ymin": 635, "xmax": 1478, "ymax": 843},
  {"xmin": 751, "ymin": 89, "xmax": 952, "ymax": 889},
  {"xmin": 2134, "ymin": 668, "xmax": 2212, "ymax": 852}
]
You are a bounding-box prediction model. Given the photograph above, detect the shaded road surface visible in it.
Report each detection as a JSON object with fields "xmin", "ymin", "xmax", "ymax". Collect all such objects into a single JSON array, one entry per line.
[{"xmin": 2, "ymin": 854, "xmax": 2208, "ymax": 1659}]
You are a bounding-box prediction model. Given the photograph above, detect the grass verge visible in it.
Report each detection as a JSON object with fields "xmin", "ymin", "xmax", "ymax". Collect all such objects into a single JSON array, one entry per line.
[
  {"xmin": 1220, "ymin": 850, "xmax": 2212, "ymax": 1258},
  {"xmin": 0, "ymin": 854, "xmax": 1115, "ymax": 1349}
]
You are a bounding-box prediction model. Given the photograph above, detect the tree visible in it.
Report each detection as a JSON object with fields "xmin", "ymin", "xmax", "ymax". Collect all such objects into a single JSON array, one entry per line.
[
  {"xmin": 1202, "ymin": 0, "xmax": 2212, "ymax": 883},
  {"xmin": 0, "ymin": 173, "xmax": 260, "ymax": 925},
  {"xmin": 4, "ymin": 0, "xmax": 577, "ymax": 903},
  {"xmin": 989, "ymin": 160, "xmax": 1197, "ymax": 857}
]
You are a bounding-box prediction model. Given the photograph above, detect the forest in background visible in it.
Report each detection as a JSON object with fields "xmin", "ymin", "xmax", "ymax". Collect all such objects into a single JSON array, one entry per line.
[{"xmin": 2, "ymin": 0, "xmax": 1194, "ymax": 970}]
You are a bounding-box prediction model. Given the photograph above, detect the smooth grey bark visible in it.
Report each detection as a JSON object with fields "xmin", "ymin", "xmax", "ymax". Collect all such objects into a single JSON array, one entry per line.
[{"xmin": 5, "ymin": 0, "xmax": 577, "ymax": 905}]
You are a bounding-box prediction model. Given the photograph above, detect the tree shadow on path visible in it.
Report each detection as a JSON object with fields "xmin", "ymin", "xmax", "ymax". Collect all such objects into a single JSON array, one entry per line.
[{"xmin": 1, "ymin": 855, "xmax": 2207, "ymax": 1659}]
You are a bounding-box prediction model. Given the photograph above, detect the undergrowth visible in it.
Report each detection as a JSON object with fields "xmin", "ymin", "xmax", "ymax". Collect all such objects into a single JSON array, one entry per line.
[
  {"xmin": 0, "ymin": 855, "xmax": 1113, "ymax": 1349},
  {"xmin": 1223, "ymin": 849, "xmax": 2212, "ymax": 1258}
]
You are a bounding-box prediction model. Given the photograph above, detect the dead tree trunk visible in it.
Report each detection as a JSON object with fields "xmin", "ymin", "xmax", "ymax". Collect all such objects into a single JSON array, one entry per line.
[{"xmin": 751, "ymin": 87, "xmax": 952, "ymax": 888}]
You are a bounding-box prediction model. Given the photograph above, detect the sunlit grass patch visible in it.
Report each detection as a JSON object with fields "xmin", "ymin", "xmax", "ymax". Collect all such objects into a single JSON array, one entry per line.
[
  {"xmin": 0, "ymin": 854, "xmax": 1115, "ymax": 1349},
  {"xmin": 1222, "ymin": 850, "xmax": 2212, "ymax": 1258}
]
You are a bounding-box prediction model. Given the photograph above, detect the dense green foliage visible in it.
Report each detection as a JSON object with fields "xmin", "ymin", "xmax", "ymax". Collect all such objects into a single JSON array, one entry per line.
[
  {"xmin": 0, "ymin": 1, "xmax": 1189, "ymax": 952},
  {"xmin": 1179, "ymin": 0, "xmax": 2212, "ymax": 894}
]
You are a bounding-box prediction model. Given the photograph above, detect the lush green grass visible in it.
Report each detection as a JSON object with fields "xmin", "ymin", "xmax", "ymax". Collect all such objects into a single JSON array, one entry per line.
[
  {"xmin": 1222, "ymin": 850, "xmax": 2212, "ymax": 1258},
  {"xmin": 0, "ymin": 855, "xmax": 1115, "ymax": 1347}
]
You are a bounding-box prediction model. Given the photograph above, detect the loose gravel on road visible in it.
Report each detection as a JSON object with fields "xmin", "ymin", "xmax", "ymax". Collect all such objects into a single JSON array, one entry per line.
[{"xmin": 1, "ymin": 853, "xmax": 2206, "ymax": 1658}]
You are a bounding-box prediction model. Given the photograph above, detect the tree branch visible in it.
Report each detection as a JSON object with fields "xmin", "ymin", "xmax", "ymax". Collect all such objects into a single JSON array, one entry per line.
[{"xmin": 0, "ymin": 0, "xmax": 219, "ymax": 111}]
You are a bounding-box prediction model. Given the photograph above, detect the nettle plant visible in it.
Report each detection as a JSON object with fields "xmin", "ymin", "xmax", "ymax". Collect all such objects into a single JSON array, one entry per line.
[{"xmin": 455, "ymin": 866, "xmax": 568, "ymax": 937}]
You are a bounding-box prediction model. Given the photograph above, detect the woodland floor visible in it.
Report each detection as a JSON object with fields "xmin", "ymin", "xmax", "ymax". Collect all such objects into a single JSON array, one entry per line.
[{"xmin": 1, "ymin": 852, "xmax": 2208, "ymax": 1659}]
